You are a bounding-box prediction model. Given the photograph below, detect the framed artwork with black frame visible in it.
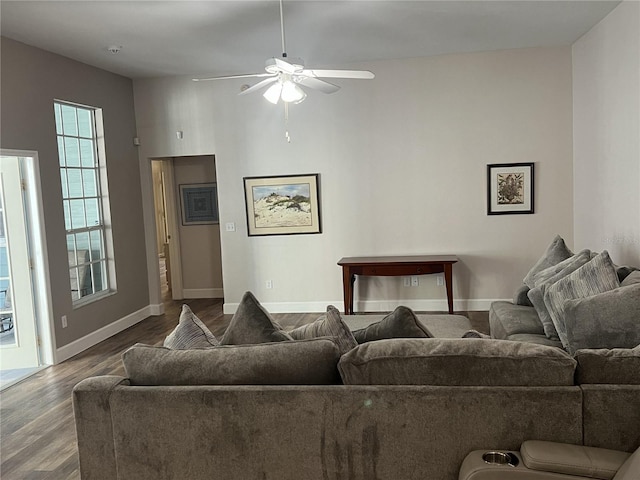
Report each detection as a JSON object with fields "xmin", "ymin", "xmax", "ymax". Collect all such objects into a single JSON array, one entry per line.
[
  {"xmin": 243, "ymin": 173, "xmax": 321, "ymax": 236},
  {"xmin": 487, "ymin": 163, "xmax": 534, "ymax": 215},
  {"xmin": 179, "ymin": 183, "xmax": 219, "ymax": 225}
]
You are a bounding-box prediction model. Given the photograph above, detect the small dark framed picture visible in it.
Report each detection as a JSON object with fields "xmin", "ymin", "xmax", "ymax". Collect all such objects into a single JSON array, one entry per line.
[
  {"xmin": 487, "ymin": 163, "xmax": 534, "ymax": 215},
  {"xmin": 179, "ymin": 183, "xmax": 219, "ymax": 225}
]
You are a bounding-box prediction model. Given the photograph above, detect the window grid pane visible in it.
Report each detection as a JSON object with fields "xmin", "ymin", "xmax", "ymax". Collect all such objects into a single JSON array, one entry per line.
[{"xmin": 55, "ymin": 101, "xmax": 110, "ymax": 302}]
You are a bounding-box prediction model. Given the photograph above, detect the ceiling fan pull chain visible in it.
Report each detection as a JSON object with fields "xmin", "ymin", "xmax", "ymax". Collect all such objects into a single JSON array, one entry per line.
[
  {"xmin": 279, "ymin": 0, "xmax": 287, "ymax": 58},
  {"xmin": 284, "ymin": 102, "xmax": 291, "ymax": 143}
]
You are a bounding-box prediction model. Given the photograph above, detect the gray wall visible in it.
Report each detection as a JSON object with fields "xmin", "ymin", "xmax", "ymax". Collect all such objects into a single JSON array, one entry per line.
[{"xmin": 0, "ymin": 37, "xmax": 149, "ymax": 348}]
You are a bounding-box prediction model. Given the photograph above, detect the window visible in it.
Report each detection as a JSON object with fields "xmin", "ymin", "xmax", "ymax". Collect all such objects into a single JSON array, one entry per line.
[{"xmin": 54, "ymin": 101, "xmax": 112, "ymax": 303}]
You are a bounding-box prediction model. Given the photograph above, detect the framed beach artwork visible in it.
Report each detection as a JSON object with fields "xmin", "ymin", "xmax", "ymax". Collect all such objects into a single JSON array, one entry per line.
[
  {"xmin": 487, "ymin": 163, "xmax": 534, "ymax": 215},
  {"xmin": 179, "ymin": 183, "xmax": 219, "ymax": 225},
  {"xmin": 243, "ymin": 174, "xmax": 321, "ymax": 236}
]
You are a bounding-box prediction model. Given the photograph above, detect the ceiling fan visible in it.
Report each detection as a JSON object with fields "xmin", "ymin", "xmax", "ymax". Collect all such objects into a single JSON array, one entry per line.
[{"xmin": 193, "ymin": 0, "xmax": 375, "ymax": 105}]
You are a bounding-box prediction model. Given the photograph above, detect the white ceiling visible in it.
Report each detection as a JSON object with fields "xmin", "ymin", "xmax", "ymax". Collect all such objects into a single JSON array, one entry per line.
[{"xmin": 0, "ymin": 1, "xmax": 621, "ymax": 79}]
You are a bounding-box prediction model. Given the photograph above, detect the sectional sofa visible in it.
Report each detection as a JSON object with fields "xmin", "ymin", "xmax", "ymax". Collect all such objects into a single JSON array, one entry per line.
[{"xmin": 73, "ymin": 332, "xmax": 640, "ymax": 480}]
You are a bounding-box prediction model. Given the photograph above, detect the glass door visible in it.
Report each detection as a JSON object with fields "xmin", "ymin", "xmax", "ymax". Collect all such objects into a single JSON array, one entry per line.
[{"xmin": 0, "ymin": 155, "xmax": 40, "ymax": 371}]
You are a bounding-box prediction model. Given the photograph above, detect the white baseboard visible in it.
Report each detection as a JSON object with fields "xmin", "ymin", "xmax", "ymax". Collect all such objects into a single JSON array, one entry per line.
[
  {"xmin": 55, "ymin": 304, "xmax": 157, "ymax": 363},
  {"xmin": 183, "ymin": 288, "xmax": 224, "ymax": 299},
  {"xmin": 223, "ymin": 298, "xmax": 508, "ymax": 315}
]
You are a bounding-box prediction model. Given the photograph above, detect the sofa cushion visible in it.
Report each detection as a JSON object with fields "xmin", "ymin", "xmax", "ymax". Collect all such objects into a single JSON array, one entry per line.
[
  {"xmin": 489, "ymin": 301, "xmax": 544, "ymax": 339},
  {"xmin": 527, "ymin": 250, "xmax": 592, "ymax": 340},
  {"xmin": 507, "ymin": 334, "xmax": 564, "ymax": 349},
  {"xmin": 288, "ymin": 305, "xmax": 357, "ymax": 355},
  {"xmin": 544, "ymin": 251, "xmax": 620, "ymax": 348},
  {"xmin": 163, "ymin": 304, "xmax": 219, "ymax": 349},
  {"xmin": 523, "ymin": 235, "xmax": 573, "ymax": 288},
  {"xmin": 564, "ymin": 284, "xmax": 640, "ymax": 354},
  {"xmin": 220, "ymin": 291, "xmax": 293, "ymax": 345},
  {"xmin": 338, "ymin": 338, "xmax": 576, "ymax": 386},
  {"xmin": 575, "ymin": 346, "xmax": 640, "ymax": 385},
  {"xmin": 350, "ymin": 306, "xmax": 432, "ymax": 343},
  {"xmin": 122, "ymin": 339, "xmax": 342, "ymax": 386}
]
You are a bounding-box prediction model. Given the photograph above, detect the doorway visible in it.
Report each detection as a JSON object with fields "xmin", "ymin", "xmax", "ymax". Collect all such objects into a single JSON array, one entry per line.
[
  {"xmin": 0, "ymin": 152, "xmax": 53, "ymax": 390},
  {"xmin": 150, "ymin": 155, "xmax": 223, "ymax": 301}
]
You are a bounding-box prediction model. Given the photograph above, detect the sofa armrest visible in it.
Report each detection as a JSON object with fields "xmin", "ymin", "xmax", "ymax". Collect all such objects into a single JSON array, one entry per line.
[
  {"xmin": 520, "ymin": 441, "xmax": 630, "ymax": 480},
  {"xmin": 72, "ymin": 376, "xmax": 130, "ymax": 480}
]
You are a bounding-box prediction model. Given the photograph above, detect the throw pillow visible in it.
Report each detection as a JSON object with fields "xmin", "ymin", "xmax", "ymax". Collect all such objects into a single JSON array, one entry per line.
[
  {"xmin": 288, "ymin": 305, "xmax": 357, "ymax": 355},
  {"xmin": 617, "ymin": 266, "xmax": 640, "ymax": 283},
  {"xmin": 123, "ymin": 339, "xmax": 342, "ymax": 385},
  {"xmin": 513, "ymin": 284, "xmax": 533, "ymax": 307},
  {"xmin": 544, "ymin": 251, "xmax": 620, "ymax": 349},
  {"xmin": 527, "ymin": 250, "xmax": 592, "ymax": 340},
  {"xmin": 563, "ymin": 283, "xmax": 640, "ymax": 354},
  {"xmin": 621, "ymin": 270, "xmax": 640, "ymax": 287},
  {"xmin": 523, "ymin": 235, "xmax": 573, "ymax": 288},
  {"xmin": 220, "ymin": 291, "xmax": 293, "ymax": 345},
  {"xmin": 163, "ymin": 304, "xmax": 219, "ymax": 349},
  {"xmin": 350, "ymin": 306, "xmax": 432, "ymax": 343}
]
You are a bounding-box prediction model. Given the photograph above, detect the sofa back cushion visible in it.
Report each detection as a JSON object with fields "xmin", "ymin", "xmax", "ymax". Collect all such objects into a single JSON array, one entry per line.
[
  {"xmin": 338, "ymin": 338, "xmax": 576, "ymax": 386},
  {"xmin": 123, "ymin": 338, "xmax": 341, "ymax": 386},
  {"xmin": 574, "ymin": 346, "xmax": 640, "ymax": 385}
]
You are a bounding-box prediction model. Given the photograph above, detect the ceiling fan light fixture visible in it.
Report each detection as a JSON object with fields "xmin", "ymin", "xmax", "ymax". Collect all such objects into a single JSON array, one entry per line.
[
  {"xmin": 263, "ymin": 82, "xmax": 283, "ymax": 104},
  {"xmin": 281, "ymin": 80, "xmax": 306, "ymax": 104}
]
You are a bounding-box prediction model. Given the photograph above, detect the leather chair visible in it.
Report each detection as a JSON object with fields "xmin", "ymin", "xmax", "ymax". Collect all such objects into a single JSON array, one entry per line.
[{"xmin": 459, "ymin": 440, "xmax": 639, "ymax": 479}]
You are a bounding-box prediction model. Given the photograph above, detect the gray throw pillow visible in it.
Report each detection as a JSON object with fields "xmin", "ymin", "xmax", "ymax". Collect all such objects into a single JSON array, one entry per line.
[
  {"xmin": 288, "ymin": 305, "xmax": 357, "ymax": 355},
  {"xmin": 621, "ymin": 270, "xmax": 640, "ymax": 287},
  {"xmin": 513, "ymin": 284, "xmax": 533, "ymax": 307},
  {"xmin": 527, "ymin": 250, "xmax": 592, "ymax": 340},
  {"xmin": 544, "ymin": 251, "xmax": 621, "ymax": 348},
  {"xmin": 351, "ymin": 306, "xmax": 432, "ymax": 343},
  {"xmin": 564, "ymin": 283, "xmax": 640, "ymax": 354},
  {"xmin": 220, "ymin": 291, "xmax": 293, "ymax": 345},
  {"xmin": 163, "ymin": 304, "xmax": 218, "ymax": 349},
  {"xmin": 523, "ymin": 235, "xmax": 573, "ymax": 288},
  {"xmin": 123, "ymin": 339, "xmax": 341, "ymax": 386}
]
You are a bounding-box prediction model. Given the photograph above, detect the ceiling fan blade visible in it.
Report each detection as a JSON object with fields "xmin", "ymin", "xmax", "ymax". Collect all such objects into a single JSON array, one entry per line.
[
  {"xmin": 193, "ymin": 72, "xmax": 275, "ymax": 82},
  {"xmin": 296, "ymin": 76, "xmax": 340, "ymax": 94},
  {"xmin": 273, "ymin": 57, "xmax": 301, "ymax": 74},
  {"xmin": 238, "ymin": 77, "xmax": 279, "ymax": 96},
  {"xmin": 301, "ymin": 69, "xmax": 375, "ymax": 80}
]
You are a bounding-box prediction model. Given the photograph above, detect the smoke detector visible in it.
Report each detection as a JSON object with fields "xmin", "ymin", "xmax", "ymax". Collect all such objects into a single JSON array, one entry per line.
[{"xmin": 107, "ymin": 45, "xmax": 122, "ymax": 54}]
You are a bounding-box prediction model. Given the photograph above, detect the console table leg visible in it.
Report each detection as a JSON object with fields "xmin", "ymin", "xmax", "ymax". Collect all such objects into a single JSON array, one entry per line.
[
  {"xmin": 444, "ymin": 264, "xmax": 454, "ymax": 314},
  {"xmin": 342, "ymin": 268, "xmax": 355, "ymax": 315}
]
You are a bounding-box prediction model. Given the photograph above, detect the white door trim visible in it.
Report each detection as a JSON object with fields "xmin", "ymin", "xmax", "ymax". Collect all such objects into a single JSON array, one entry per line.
[{"xmin": 0, "ymin": 149, "xmax": 56, "ymax": 366}]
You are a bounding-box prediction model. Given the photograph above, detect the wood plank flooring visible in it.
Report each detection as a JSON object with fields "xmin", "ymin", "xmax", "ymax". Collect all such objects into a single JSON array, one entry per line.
[{"xmin": 0, "ymin": 296, "xmax": 488, "ymax": 479}]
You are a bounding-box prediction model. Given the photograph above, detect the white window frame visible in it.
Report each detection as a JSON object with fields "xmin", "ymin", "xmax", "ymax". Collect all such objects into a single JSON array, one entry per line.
[{"xmin": 54, "ymin": 100, "xmax": 116, "ymax": 307}]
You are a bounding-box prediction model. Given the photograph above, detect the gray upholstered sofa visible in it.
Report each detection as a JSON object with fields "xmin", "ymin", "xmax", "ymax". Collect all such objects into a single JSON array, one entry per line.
[{"xmin": 73, "ymin": 337, "xmax": 640, "ymax": 480}]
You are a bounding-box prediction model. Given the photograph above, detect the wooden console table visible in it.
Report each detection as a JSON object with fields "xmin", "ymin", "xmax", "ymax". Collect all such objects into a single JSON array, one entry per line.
[{"xmin": 337, "ymin": 255, "xmax": 459, "ymax": 314}]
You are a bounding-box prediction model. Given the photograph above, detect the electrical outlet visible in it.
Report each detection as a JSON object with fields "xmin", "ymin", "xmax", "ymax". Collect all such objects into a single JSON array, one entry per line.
[
  {"xmin": 61, "ymin": 315, "xmax": 68, "ymax": 328},
  {"xmin": 225, "ymin": 222, "xmax": 236, "ymax": 232},
  {"xmin": 266, "ymin": 280, "xmax": 273, "ymax": 289},
  {"xmin": 403, "ymin": 277, "xmax": 411, "ymax": 287},
  {"xmin": 437, "ymin": 275, "xmax": 444, "ymax": 286},
  {"xmin": 411, "ymin": 276, "xmax": 419, "ymax": 287}
]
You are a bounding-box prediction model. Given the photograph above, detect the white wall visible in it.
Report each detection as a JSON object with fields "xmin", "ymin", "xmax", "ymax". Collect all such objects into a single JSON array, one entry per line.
[
  {"xmin": 135, "ymin": 46, "xmax": 574, "ymax": 313},
  {"xmin": 573, "ymin": 1, "xmax": 640, "ymax": 267}
]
